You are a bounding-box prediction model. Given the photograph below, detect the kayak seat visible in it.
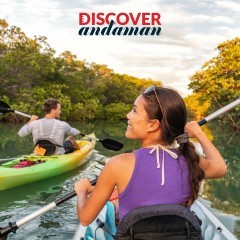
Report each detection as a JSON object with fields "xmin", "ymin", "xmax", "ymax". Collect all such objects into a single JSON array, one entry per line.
[
  {"xmin": 116, "ymin": 204, "xmax": 203, "ymax": 240},
  {"xmin": 34, "ymin": 140, "xmax": 61, "ymax": 156}
]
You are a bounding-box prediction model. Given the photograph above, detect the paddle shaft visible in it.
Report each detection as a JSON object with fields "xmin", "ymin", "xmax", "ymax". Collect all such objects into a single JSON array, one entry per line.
[
  {"xmin": 0, "ymin": 179, "xmax": 97, "ymax": 238},
  {"xmin": 0, "ymin": 157, "xmax": 16, "ymax": 162},
  {"xmin": 17, "ymin": 191, "xmax": 78, "ymax": 226},
  {"xmin": 80, "ymin": 133, "xmax": 100, "ymax": 142},
  {"xmin": 14, "ymin": 110, "xmax": 31, "ymax": 118},
  {"xmin": 198, "ymin": 98, "xmax": 240, "ymax": 126}
]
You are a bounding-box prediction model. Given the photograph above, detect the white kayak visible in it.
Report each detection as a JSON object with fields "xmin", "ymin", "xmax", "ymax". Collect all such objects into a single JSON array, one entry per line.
[
  {"xmin": 73, "ymin": 201, "xmax": 116, "ymax": 240},
  {"xmin": 191, "ymin": 200, "xmax": 237, "ymax": 240},
  {"xmin": 73, "ymin": 199, "xmax": 237, "ymax": 240}
]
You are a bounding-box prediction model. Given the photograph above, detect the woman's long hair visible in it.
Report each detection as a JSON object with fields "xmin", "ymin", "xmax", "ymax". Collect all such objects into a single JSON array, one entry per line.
[{"xmin": 142, "ymin": 87, "xmax": 204, "ymax": 205}]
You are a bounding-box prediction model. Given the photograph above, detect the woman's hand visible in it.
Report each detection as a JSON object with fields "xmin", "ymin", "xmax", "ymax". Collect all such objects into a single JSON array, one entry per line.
[
  {"xmin": 185, "ymin": 121, "xmax": 227, "ymax": 178},
  {"xmin": 75, "ymin": 178, "xmax": 94, "ymax": 195},
  {"xmin": 185, "ymin": 121, "xmax": 203, "ymax": 139}
]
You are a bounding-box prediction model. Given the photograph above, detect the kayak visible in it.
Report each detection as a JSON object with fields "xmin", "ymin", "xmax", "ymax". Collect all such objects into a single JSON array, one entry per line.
[
  {"xmin": 73, "ymin": 198, "xmax": 237, "ymax": 240},
  {"xmin": 191, "ymin": 200, "xmax": 237, "ymax": 240},
  {"xmin": 0, "ymin": 134, "xmax": 96, "ymax": 191}
]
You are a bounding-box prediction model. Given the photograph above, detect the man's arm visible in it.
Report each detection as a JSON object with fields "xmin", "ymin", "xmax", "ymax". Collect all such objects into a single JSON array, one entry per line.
[
  {"xmin": 64, "ymin": 122, "xmax": 80, "ymax": 136},
  {"xmin": 18, "ymin": 115, "xmax": 38, "ymax": 137}
]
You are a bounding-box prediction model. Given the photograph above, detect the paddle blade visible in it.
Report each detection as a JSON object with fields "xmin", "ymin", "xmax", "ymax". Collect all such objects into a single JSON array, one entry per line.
[
  {"xmin": 0, "ymin": 101, "xmax": 13, "ymax": 114},
  {"xmin": 101, "ymin": 139, "xmax": 124, "ymax": 151}
]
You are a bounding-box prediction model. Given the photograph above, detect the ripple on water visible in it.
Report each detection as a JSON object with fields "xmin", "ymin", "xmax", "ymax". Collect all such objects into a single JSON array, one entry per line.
[{"xmin": 0, "ymin": 152, "xmax": 107, "ymax": 240}]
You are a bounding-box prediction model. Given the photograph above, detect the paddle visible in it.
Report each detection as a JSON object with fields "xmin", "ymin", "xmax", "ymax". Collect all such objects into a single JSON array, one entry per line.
[
  {"xmin": 0, "ymin": 179, "xmax": 97, "ymax": 239},
  {"xmin": 0, "ymin": 99, "xmax": 239, "ymax": 239},
  {"xmin": 0, "ymin": 101, "xmax": 31, "ymax": 118},
  {"xmin": 80, "ymin": 133, "xmax": 123, "ymax": 151},
  {"xmin": 0, "ymin": 100, "xmax": 124, "ymax": 151},
  {"xmin": 0, "ymin": 158, "xmax": 18, "ymax": 165},
  {"xmin": 197, "ymin": 97, "xmax": 240, "ymax": 126}
]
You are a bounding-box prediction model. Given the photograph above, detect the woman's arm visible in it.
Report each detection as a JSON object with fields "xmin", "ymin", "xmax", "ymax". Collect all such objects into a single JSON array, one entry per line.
[
  {"xmin": 185, "ymin": 121, "xmax": 227, "ymax": 179},
  {"xmin": 74, "ymin": 157, "xmax": 118, "ymax": 226}
]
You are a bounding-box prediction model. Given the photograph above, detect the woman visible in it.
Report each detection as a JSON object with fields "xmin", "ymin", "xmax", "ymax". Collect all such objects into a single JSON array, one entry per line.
[{"xmin": 75, "ymin": 86, "xmax": 227, "ymax": 226}]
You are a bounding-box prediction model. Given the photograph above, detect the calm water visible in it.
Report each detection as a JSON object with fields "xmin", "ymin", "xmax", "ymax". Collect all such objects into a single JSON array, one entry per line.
[{"xmin": 0, "ymin": 120, "xmax": 239, "ymax": 239}]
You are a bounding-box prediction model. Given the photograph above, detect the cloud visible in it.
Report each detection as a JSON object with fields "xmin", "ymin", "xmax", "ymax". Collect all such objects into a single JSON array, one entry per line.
[
  {"xmin": 20, "ymin": 0, "xmax": 61, "ymax": 20},
  {"xmin": 216, "ymin": 0, "xmax": 240, "ymax": 12},
  {"xmin": 0, "ymin": 0, "xmax": 239, "ymax": 95}
]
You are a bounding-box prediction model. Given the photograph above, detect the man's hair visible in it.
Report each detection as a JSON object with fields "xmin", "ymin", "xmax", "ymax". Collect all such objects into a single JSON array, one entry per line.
[{"xmin": 42, "ymin": 99, "xmax": 60, "ymax": 114}]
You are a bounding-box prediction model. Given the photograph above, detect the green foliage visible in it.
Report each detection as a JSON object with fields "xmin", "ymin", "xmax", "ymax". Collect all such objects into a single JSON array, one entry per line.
[
  {"xmin": 0, "ymin": 19, "xmax": 163, "ymax": 121},
  {"xmin": 104, "ymin": 103, "xmax": 132, "ymax": 120},
  {"xmin": 188, "ymin": 37, "xmax": 240, "ymax": 128},
  {"xmin": 70, "ymin": 98, "xmax": 103, "ymax": 120},
  {"xmin": 0, "ymin": 20, "xmax": 58, "ymax": 99},
  {"xmin": 184, "ymin": 93, "xmax": 210, "ymax": 120}
]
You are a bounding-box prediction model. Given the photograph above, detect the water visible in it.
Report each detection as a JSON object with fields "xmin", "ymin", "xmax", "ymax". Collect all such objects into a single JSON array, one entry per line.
[{"xmin": 0, "ymin": 120, "xmax": 239, "ymax": 239}]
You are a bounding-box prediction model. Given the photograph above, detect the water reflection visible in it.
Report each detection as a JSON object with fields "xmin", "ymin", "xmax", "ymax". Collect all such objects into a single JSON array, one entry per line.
[
  {"xmin": 0, "ymin": 152, "xmax": 104, "ymax": 240},
  {"xmin": 198, "ymin": 121, "xmax": 240, "ymax": 238},
  {"xmin": 200, "ymin": 122, "xmax": 239, "ymax": 210}
]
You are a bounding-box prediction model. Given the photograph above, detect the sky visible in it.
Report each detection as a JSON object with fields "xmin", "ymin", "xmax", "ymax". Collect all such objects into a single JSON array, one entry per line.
[{"xmin": 0, "ymin": 0, "xmax": 240, "ymax": 96}]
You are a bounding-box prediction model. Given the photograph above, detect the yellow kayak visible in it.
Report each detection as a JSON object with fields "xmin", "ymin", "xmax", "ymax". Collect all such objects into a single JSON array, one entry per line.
[{"xmin": 0, "ymin": 134, "xmax": 96, "ymax": 191}]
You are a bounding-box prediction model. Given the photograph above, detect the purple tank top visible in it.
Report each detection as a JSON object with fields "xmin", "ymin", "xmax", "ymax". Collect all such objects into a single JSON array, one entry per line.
[{"xmin": 118, "ymin": 147, "xmax": 190, "ymax": 219}]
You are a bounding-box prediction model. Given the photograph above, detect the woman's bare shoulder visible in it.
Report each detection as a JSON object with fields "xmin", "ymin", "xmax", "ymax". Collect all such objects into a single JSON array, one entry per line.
[
  {"xmin": 104, "ymin": 152, "xmax": 136, "ymax": 188},
  {"xmin": 106, "ymin": 152, "xmax": 135, "ymax": 169}
]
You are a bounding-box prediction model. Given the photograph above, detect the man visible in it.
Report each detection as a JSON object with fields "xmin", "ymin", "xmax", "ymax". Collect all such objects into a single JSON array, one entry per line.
[{"xmin": 18, "ymin": 99, "xmax": 80, "ymax": 155}]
